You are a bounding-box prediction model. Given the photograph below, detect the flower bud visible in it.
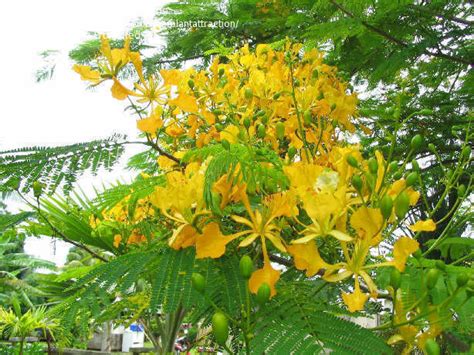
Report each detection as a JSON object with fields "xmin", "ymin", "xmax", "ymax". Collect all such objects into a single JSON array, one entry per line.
[
  {"xmin": 428, "ymin": 143, "xmax": 436, "ymax": 152},
  {"xmin": 380, "ymin": 195, "xmax": 393, "ymax": 220},
  {"xmin": 346, "ymin": 155, "xmax": 359, "ymax": 168},
  {"xmin": 221, "ymin": 139, "xmax": 230, "ymax": 151},
  {"xmin": 33, "ymin": 181, "xmax": 43, "ymax": 198},
  {"xmin": 368, "ymin": 157, "xmax": 378, "ymax": 174},
  {"xmin": 425, "ymin": 268, "xmax": 440, "ymax": 289},
  {"xmin": 239, "ymin": 255, "xmax": 253, "ymax": 279},
  {"xmin": 243, "ymin": 118, "xmax": 251, "ymax": 129},
  {"xmin": 389, "ymin": 268, "xmax": 401, "ymax": 290},
  {"xmin": 411, "ymin": 159, "xmax": 420, "ymax": 172},
  {"xmin": 244, "ymin": 88, "xmax": 253, "ymax": 100},
  {"xmin": 257, "ymin": 124, "xmax": 266, "ymax": 138},
  {"xmin": 405, "ymin": 172, "xmax": 418, "ymax": 187},
  {"xmin": 212, "ymin": 312, "xmax": 229, "ymax": 346},
  {"xmin": 191, "ymin": 273, "xmax": 206, "ymax": 294},
  {"xmin": 187, "ymin": 79, "xmax": 195, "ymax": 89},
  {"xmin": 288, "ymin": 147, "xmax": 297, "ymax": 160},
  {"xmin": 410, "ymin": 134, "xmax": 423, "ymax": 151},
  {"xmin": 303, "ymin": 110, "xmax": 312, "ymax": 125},
  {"xmin": 388, "ymin": 161, "xmax": 398, "ymax": 173},
  {"xmin": 276, "ymin": 122, "xmax": 285, "ymax": 140},
  {"xmin": 351, "ymin": 175, "xmax": 363, "ymax": 191},
  {"xmin": 395, "ymin": 192, "xmax": 410, "ymax": 219},
  {"xmin": 256, "ymin": 283, "xmax": 271, "ymax": 305}
]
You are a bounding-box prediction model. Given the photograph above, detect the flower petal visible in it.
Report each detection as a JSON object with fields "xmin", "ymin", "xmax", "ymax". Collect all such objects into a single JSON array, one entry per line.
[
  {"xmin": 392, "ymin": 237, "xmax": 419, "ymax": 272},
  {"xmin": 249, "ymin": 261, "xmax": 280, "ymax": 298},
  {"xmin": 409, "ymin": 219, "xmax": 436, "ymax": 232}
]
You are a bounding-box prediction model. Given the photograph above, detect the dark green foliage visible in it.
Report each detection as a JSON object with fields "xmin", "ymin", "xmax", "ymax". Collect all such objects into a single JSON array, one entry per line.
[
  {"xmin": 252, "ymin": 280, "xmax": 391, "ymax": 354},
  {"xmin": 0, "ymin": 134, "xmax": 127, "ymax": 195}
]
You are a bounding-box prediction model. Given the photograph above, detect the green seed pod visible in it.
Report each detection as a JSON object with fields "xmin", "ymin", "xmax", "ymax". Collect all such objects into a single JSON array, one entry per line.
[
  {"xmin": 365, "ymin": 172, "xmax": 376, "ymax": 192},
  {"xmin": 239, "ymin": 255, "xmax": 253, "ymax": 279},
  {"xmin": 351, "ymin": 175, "xmax": 363, "ymax": 191},
  {"xmin": 288, "ymin": 147, "xmax": 297, "ymax": 160},
  {"xmin": 257, "ymin": 124, "xmax": 266, "ymax": 139},
  {"xmin": 243, "ymin": 117, "xmax": 251, "ymax": 129},
  {"xmin": 273, "ymin": 92, "xmax": 281, "ymax": 100},
  {"xmin": 191, "ymin": 273, "xmax": 206, "ymax": 294},
  {"xmin": 395, "ymin": 192, "xmax": 410, "ymax": 219},
  {"xmin": 303, "ymin": 110, "xmax": 312, "ymax": 125},
  {"xmin": 317, "ymin": 92, "xmax": 324, "ymax": 100},
  {"xmin": 218, "ymin": 68, "xmax": 225, "ymax": 77},
  {"xmin": 221, "ymin": 139, "xmax": 230, "ymax": 151},
  {"xmin": 411, "ymin": 159, "xmax": 420, "ymax": 172},
  {"xmin": 211, "ymin": 312, "xmax": 229, "ymax": 346},
  {"xmin": 388, "ymin": 161, "xmax": 398, "ymax": 173},
  {"xmin": 261, "ymin": 114, "xmax": 269, "ymax": 125},
  {"xmin": 215, "ymin": 123, "xmax": 224, "ymax": 132},
  {"xmin": 456, "ymin": 273, "xmax": 469, "ymax": 287},
  {"xmin": 256, "ymin": 283, "xmax": 271, "ymax": 305},
  {"xmin": 393, "ymin": 171, "xmax": 403, "ymax": 180},
  {"xmin": 424, "ymin": 339, "xmax": 440, "ymax": 355},
  {"xmin": 425, "ymin": 268, "xmax": 440, "ymax": 289},
  {"xmin": 244, "ymin": 88, "xmax": 253, "ymax": 100},
  {"xmin": 461, "ymin": 146, "xmax": 471, "ymax": 160},
  {"xmin": 428, "ymin": 143, "xmax": 436, "ymax": 153},
  {"xmin": 410, "ymin": 134, "xmax": 423, "ymax": 151},
  {"xmin": 276, "ymin": 122, "xmax": 285, "ymax": 140},
  {"xmin": 458, "ymin": 184, "xmax": 466, "ymax": 197},
  {"xmin": 33, "ymin": 181, "xmax": 43, "ymax": 198},
  {"xmin": 330, "ymin": 103, "xmax": 337, "ymax": 111},
  {"xmin": 435, "ymin": 260, "xmax": 446, "ymax": 271},
  {"xmin": 187, "ymin": 79, "xmax": 195, "ymax": 89},
  {"xmin": 346, "ymin": 155, "xmax": 359, "ymax": 168},
  {"xmin": 380, "ymin": 195, "xmax": 393, "ymax": 220},
  {"xmin": 405, "ymin": 172, "xmax": 419, "ymax": 187},
  {"xmin": 389, "ymin": 268, "xmax": 402, "ymax": 290},
  {"xmin": 368, "ymin": 157, "xmax": 378, "ymax": 174}
]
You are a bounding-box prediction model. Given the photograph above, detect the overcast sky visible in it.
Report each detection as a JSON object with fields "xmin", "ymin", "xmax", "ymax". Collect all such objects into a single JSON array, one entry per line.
[{"xmin": 0, "ymin": 0, "xmax": 170, "ymax": 265}]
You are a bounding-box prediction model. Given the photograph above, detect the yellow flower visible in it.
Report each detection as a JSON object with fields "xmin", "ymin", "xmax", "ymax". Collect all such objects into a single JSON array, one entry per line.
[
  {"xmin": 231, "ymin": 191, "xmax": 297, "ymax": 253},
  {"xmin": 341, "ymin": 278, "xmax": 368, "ymax": 313},
  {"xmin": 248, "ymin": 260, "xmax": 280, "ymax": 298},
  {"xmin": 136, "ymin": 106, "xmax": 163, "ymax": 134},
  {"xmin": 392, "ymin": 237, "xmax": 419, "ymax": 272},
  {"xmin": 195, "ymin": 222, "xmax": 235, "ymax": 259},
  {"xmin": 350, "ymin": 206, "xmax": 383, "ymax": 243},
  {"xmin": 409, "ymin": 219, "xmax": 436, "ymax": 232},
  {"xmin": 73, "ymin": 65, "xmax": 102, "ymax": 84},
  {"xmin": 113, "ymin": 234, "xmax": 122, "ymax": 248},
  {"xmin": 169, "ymin": 92, "xmax": 199, "ymax": 113},
  {"xmin": 287, "ymin": 240, "xmax": 328, "ymax": 277}
]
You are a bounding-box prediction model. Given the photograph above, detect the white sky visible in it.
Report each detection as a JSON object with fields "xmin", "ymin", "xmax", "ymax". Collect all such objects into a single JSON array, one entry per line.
[{"xmin": 0, "ymin": 0, "xmax": 171, "ymax": 265}]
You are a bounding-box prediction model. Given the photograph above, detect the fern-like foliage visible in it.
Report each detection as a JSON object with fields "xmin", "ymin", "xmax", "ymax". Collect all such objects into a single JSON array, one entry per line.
[
  {"xmin": 0, "ymin": 134, "xmax": 127, "ymax": 195},
  {"xmin": 251, "ymin": 280, "xmax": 391, "ymax": 354},
  {"xmin": 51, "ymin": 246, "xmax": 196, "ymax": 330},
  {"xmin": 0, "ymin": 212, "xmax": 34, "ymax": 233}
]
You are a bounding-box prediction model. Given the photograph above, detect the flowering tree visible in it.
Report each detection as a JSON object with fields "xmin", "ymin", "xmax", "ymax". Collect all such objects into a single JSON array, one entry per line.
[{"xmin": 50, "ymin": 37, "xmax": 472, "ymax": 353}]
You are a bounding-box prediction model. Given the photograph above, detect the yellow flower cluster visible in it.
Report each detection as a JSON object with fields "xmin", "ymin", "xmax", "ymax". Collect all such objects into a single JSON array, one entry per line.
[{"xmin": 77, "ymin": 36, "xmax": 436, "ymax": 312}]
